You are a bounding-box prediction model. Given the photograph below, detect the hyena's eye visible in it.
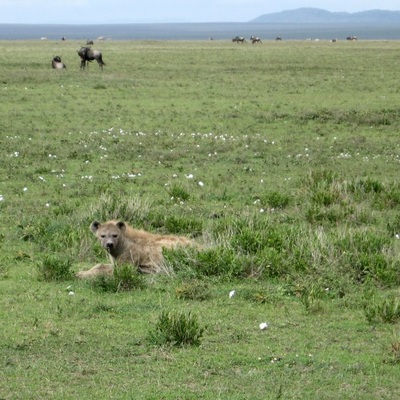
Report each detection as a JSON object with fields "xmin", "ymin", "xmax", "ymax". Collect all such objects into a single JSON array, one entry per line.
[
  {"xmin": 112, "ymin": 234, "xmax": 118, "ymax": 238},
  {"xmin": 100, "ymin": 235, "xmax": 105, "ymax": 238}
]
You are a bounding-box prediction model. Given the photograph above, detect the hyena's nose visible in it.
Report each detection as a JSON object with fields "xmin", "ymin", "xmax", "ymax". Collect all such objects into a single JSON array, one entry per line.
[{"xmin": 106, "ymin": 242, "xmax": 114, "ymax": 249}]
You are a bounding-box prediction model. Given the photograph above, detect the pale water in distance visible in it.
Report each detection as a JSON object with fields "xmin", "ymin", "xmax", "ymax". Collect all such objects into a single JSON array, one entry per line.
[{"xmin": 1, "ymin": 22, "xmax": 400, "ymax": 41}]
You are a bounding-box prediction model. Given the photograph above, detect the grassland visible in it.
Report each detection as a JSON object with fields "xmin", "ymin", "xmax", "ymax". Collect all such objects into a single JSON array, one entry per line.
[{"xmin": 1, "ymin": 39, "xmax": 400, "ymax": 399}]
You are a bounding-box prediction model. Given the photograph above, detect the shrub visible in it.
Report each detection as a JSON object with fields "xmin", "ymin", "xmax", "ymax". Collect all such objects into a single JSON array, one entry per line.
[
  {"xmin": 347, "ymin": 177, "xmax": 384, "ymax": 195},
  {"xmin": 263, "ymin": 191, "xmax": 290, "ymax": 209},
  {"xmin": 163, "ymin": 215, "xmax": 203, "ymax": 236},
  {"xmin": 193, "ymin": 248, "xmax": 247, "ymax": 278},
  {"xmin": 89, "ymin": 263, "xmax": 145, "ymax": 293},
  {"xmin": 175, "ymin": 279, "xmax": 211, "ymax": 301},
  {"xmin": 364, "ymin": 295, "xmax": 400, "ymax": 324},
  {"xmin": 88, "ymin": 192, "xmax": 150, "ymax": 223},
  {"xmin": 335, "ymin": 231, "xmax": 398, "ymax": 285},
  {"xmin": 164, "ymin": 246, "xmax": 247, "ymax": 278},
  {"xmin": 388, "ymin": 339, "xmax": 400, "ymax": 364},
  {"xmin": 36, "ymin": 254, "xmax": 74, "ymax": 282},
  {"xmin": 147, "ymin": 309, "xmax": 204, "ymax": 347},
  {"xmin": 386, "ymin": 213, "xmax": 400, "ymax": 236},
  {"xmin": 18, "ymin": 216, "xmax": 84, "ymax": 254},
  {"xmin": 168, "ymin": 184, "xmax": 190, "ymax": 202}
]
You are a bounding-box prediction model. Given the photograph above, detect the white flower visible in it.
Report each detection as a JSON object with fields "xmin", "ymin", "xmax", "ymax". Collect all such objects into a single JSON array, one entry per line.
[
  {"xmin": 259, "ymin": 322, "xmax": 268, "ymax": 330},
  {"xmin": 186, "ymin": 174, "xmax": 194, "ymax": 179},
  {"xmin": 68, "ymin": 291, "xmax": 75, "ymax": 296},
  {"xmin": 229, "ymin": 290, "xmax": 236, "ymax": 298},
  {"xmin": 23, "ymin": 187, "xmax": 28, "ymax": 192},
  {"xmin": 0, "ymin": 195, "xmax": 4, "ymax": 201},
  {"xmin": 198, "ymin": 181, "xmax": 204, "ymax": 187},
  {"xmin": 395, "ymin": 234, "xmax": 400, "ymax": 239}
]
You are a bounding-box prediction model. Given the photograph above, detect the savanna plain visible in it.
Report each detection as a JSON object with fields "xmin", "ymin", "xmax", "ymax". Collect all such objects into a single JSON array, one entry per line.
[{"xmin": 1, "ymin": 39, "xmax": 400, "ymax": 399}]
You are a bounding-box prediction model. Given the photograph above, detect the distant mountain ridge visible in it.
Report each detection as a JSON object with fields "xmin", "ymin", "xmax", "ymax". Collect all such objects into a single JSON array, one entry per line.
[{"xmin": 251, "ymin": 8, "xmax": 400, "ymax": 23}]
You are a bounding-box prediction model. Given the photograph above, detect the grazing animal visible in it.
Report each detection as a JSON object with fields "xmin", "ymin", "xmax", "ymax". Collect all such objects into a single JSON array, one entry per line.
[
  {"xmin": 77, "ymin": 46, "xmax": 105, "ymax": 70},
  {"xmin": 275, "ymin": 36, "xmax": 282, "ymax": 41},
  {"xmin": 347, "ymin": 36, "xmax": 358, "ymax": 41},
  {"xmin": 51, "ymin": 56, "xmax": 66, "ymax": 69},
  {"xmin": 232, "ymin": 36, "xmax": 246, "ymax": 43},
  {"xmin": 250, "ymin": 36, "xmax": 262, "ymax": 44},
  {"xmin": 86, "ymin": 39, "xmax": 94, "ymax": 45},
  {"xmin": 76, "ymin": 220, "xmax": 197, "ymax": 278}
]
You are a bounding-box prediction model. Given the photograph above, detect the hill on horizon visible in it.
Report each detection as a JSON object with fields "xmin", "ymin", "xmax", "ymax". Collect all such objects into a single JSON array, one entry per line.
[{"xmin": 251, "ymin": 8, "xmax": 400, "ymax": 24}]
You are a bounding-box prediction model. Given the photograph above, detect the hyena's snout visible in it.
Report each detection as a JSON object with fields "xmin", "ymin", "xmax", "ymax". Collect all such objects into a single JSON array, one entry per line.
[{"xmin": 102, "ymin": 239, "xmax": 116, "ymax": 251}]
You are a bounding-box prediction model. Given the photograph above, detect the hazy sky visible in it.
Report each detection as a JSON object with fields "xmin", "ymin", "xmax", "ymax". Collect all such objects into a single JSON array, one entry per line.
[{"xmin": 1, "ymin": 0, "xmax": 400, "ymax": 24}]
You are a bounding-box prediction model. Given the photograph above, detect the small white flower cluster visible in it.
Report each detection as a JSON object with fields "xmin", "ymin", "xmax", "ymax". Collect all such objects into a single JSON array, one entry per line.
[
  {"xmin": 338, "ymin": 152, "xmax": 351, "ymax": 159},
  {"xmin": 112, "ymin": 172, "xmax": 142, "ymax": 180}
]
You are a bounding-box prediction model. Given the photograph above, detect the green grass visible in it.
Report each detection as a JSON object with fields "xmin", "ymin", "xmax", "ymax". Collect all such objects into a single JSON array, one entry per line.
[{"xmin": 1, "ymin": 39, "xmax": 400, "ymax": 399}]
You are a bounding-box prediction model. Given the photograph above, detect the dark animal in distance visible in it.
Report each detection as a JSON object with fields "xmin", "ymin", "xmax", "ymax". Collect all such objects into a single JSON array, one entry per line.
[
  {"xmin": 232, "ymin": 36, "xmax": 246, "ymax": 43},
  {"xmin": 77, "ymin": 46, "xmax": 105, "ymax": 70},
  {"xmin": 275, "ymin": 36, "xmax": 282, "ymax": 41},
  {"xmin": 86, "ymin": 39, "xmax": 94, "ymax": 45},
  {"xmin": 347, "ymin": 36, "xmax": 358, "ymax": 41},
  {"xmin": 250, "ymin": 36, "xmax": 262, "ymax": 44},
  {"xmin": 51, "ymin": 56, "xmax": 66, "ymax": 69}
]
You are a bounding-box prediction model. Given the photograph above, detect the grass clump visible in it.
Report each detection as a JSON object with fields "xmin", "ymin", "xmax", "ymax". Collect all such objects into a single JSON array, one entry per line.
[
  {"xmin": 36, "ymin": 254, "xmax": 74, "ymax": 282},
  {"xmin": 175, "ymin": 279, "xmax": 211, "ymax": 301},
  {"xmin": 262, "ymin": 191, "xmax": 290, "ymax": 209},
  {"xmin": 364, "ymin": 295, "xmax": 400, "ymax": 324},
  {"xmin": 168, "ymin": 183, "xmax": 190, "ymax": 202},
  {"xmin": 147, "ymin": 309, "xmax": 204, "ymax": 347},
  {"xmin": 89, "ymin": 264, "xmax": 145, "ymax": 293}
]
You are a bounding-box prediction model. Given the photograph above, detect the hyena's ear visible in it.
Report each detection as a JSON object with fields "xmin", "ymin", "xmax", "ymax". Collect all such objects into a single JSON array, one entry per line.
[
  {"xmin": 90, "ymin": 221, "xmax": 101, "ymax": 233},
  {"xmin": 116, "ymin": 221, "xmax": 126, "ymax": 231}
]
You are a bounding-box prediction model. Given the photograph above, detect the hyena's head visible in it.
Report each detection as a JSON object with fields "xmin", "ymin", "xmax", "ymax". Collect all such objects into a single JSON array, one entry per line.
[{"xmin": 90, "ymin": 220, "xmax": 126, "ymax": 253}]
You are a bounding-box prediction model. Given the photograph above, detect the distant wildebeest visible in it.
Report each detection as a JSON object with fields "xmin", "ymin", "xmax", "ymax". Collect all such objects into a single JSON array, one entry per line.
[
  {"xmin": 347, "ymin": 36, "xmax": 357, "ymax": 41},
  {"xmin": 250, "ymin": 36, "xmax": 262, "ymax": 44},
  {"xmin": 232, "ymin": 36, "xmax": 246, "ymax": 43},
  {"xmin": 77, "ymin": 46, "xmax": 105, "ymax": 70},
  {"xmin": 86, "ymin": 39, "xmax": 94, "ymax": 45},
  {"xmin": 51, "ymin": 56, "xmax": 66, "ymax": 69},
  {"xmin": 331, "ymin": 38, "xmax": 337, "ymax": 42},
  {"xmin": 275, "ymin": 36, "xmax": 282, "ymax": 41}
]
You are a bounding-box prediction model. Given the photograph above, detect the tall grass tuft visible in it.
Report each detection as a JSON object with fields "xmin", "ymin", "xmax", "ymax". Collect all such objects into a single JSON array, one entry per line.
[
  {"xmin": 36, "ymin": 254, "xmax": 74, "ymax": 282},
  {"xmin": 87, "ymin": 192, "xmax": 151, "ymax": 224},
  {"xmin": 364, "ymin": 295, "xmax": 400, "ymax": 324},
  {"xmin": 147, "ymin": 309, "xmax": 204, "ymax": 347},
  {"xmin": 88, "ymin": 263, "xmax": 145, "ymax": 293}
]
